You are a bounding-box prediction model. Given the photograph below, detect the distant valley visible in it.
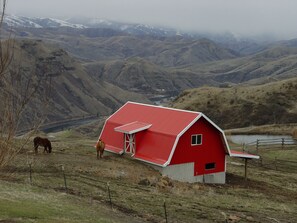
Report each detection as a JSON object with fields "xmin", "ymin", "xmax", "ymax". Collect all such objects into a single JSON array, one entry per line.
[{"xmin": 3, "ymin": 15, "xmax": 297, "ymax": 129}]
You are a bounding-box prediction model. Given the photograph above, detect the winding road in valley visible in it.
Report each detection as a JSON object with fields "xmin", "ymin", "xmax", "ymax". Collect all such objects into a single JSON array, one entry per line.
[{"xmin": 17, "ymin": 115, "xmax": 107, "ymax": 136}]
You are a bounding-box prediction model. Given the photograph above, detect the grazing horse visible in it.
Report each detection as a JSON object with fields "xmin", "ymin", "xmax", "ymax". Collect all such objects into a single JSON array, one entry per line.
[
  {"xmin": 95, "ymin": 139, "xmax": 105, "ymax": 159},
  {"xmin": 33, "ymin": 136, "xmax": 52, "ymax": 154}
]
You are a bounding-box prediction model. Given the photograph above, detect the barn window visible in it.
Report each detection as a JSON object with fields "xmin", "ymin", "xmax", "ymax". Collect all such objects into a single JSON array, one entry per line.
[
  {"xmin": 191, "ymin": 134, "xmax": 202, "ymax": 145},
  {"xmin": 205, "ymin": 163, "xmax": 216, "ymax": 170}
]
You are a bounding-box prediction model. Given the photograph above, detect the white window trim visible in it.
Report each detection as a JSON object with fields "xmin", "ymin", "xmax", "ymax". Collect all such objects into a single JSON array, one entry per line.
[{"xmin": 191, "ymin": 134, "xmax": 202, "ymax": 146}]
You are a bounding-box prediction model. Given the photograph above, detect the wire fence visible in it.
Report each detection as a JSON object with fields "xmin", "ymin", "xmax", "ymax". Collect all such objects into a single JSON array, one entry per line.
[
  {"xmin": 232, "ymin": 137, "xmax": 297, "ymax": 154},
  {"xmin": 232, "ymin": 137, "xmax": 297, "ymax": 173},
  {"xmin": 249, "ymin": 156, "xmax": 297, "ymax": 173},
  {"xmin": 1, "ymin": 159, "xmax": 206, "ymax": 223},
  {"xmin": 245, "ymin": 137, "xmax": 296, "ymax": 151},
  {"xmin": 1, "ymin": 142, "xmax": 297, "ymax": 222}
]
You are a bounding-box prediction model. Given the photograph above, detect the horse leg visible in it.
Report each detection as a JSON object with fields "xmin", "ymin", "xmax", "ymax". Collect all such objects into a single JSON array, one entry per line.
[
  {"xmin": 96, "ymin": 150, "xmax": 99, "ymax": 159},
  {"xmin": 100, "ymin": 149, "xmax": 104, "ymax": 158},
  {"xmin": 34, "ymin": 145, "xmax": 39, "ymax": 154}
]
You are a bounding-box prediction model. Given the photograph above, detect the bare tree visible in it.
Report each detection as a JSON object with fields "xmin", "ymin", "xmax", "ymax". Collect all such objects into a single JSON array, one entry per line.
[
  {"xmin": 0, "ymin": 0, "xmax": 11, "ymax": 79},
  {"xmin": 0, "ymin": 0, "xmax": 17, "ymax": 169},
  {"xmin": 0, "ymin": 0, "xmax": 51, "ymax": 169}
]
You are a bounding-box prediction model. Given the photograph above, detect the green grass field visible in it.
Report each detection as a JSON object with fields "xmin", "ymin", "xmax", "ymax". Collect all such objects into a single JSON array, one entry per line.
[
  {"xmin": 0, "ymin": 180, "xmax": 145, "ymax": 223},
  {"xmin": 1, "ymin": 129, "xmax": 297, "ymax": 223}
]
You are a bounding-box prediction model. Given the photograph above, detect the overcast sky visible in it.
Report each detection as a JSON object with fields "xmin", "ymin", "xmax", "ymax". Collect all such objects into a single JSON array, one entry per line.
[{"xmin": 6, "ymin": 0, "xmax": 297, "ymax": 39}]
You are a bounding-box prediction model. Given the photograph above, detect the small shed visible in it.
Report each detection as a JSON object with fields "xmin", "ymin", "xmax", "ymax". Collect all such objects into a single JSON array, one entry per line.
[{"xmin": 99, "ymin": 101, "xmax": 258, "ymax": 184}]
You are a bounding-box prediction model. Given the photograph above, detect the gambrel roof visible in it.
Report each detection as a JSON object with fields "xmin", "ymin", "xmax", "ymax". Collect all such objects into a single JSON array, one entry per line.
[
  {"xmin": 100, "ymin": 102, "xmax": 257, "ymax": 167},
  {"xmin": 100, "ymin": 102, "xmax": 231, "ymax": 166}
]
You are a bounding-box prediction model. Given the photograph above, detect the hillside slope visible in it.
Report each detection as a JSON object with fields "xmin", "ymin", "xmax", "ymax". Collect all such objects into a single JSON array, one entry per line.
[
  {"xmin": 171, "ymin": 77, "xmax": 297, "ymax": 129},
  {"xmin": 80, "ymin": 36, "xmax": 297, "ymax": 91},
  {"xmin": 13, "ymin": 27, "xmax": 238, "ymax": 65},
  {"xmin": 84, "ymin": 57, "xmax": 213, "ymax": 97},
  {"xmin": 187, "ymin": 44, "xmax": 297, "ymax": 85},
  {"xmin": 12, "ymin": 26, "xmax": 297, "ymax": 93},
  {"xmin": 5, "ymin": 40, "xmax": 149, "ymax": 127}
]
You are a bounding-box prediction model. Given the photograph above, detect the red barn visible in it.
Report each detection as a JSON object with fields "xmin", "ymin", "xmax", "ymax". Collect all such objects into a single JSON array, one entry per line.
[{"xmin": 99, "ymin": 101, "xmax": 257, "ymax": 184}]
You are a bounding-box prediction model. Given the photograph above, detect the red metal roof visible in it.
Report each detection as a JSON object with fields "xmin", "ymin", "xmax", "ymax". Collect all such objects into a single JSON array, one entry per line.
[
  {"xmin": 230, "ymin": 150, "xmax": 259, "ymax": 159},
  {"xmin": 100, "ymin": 101, "xmax": 231, "ymax": 166},
  {"xmin": 109, "ymin": 102, "xmax": 200, "ymax": 136},
  {"xmin": 115, "ymin": 121, "xmax": 152, "ymax": 134}
]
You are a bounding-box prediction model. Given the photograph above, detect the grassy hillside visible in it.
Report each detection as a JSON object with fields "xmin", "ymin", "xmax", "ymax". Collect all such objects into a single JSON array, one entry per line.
[
  {"xmin": 5, "ymin": 39, "xmax": 149, "ymax": 128},
  {"xmin": 84, "ymin": 57, "xmax": 212, "ymax": 97},
  {"xmin": 187, "ymin": 45, "xmax": 297, "ymax": 85},
  {"xmin": 0, "ymin": 180, "xmax": 143, "ymax": 223},
  {"xmin": 1, "ymin": 131, "xmax": 296, "ymax": 222},
  {"xmin": 82, "ymin": 39, "xmax": 297, "ymax": 98},
  {"xmin": 171, "ymin": 77, "xmax": 297, "ymax": 129},
  {"xmin": 14, "ymin": 28, "xmax": 237, "ymax": 66}
]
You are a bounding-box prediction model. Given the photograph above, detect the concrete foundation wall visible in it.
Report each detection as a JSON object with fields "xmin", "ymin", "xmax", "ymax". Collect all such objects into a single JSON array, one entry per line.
[{"xmin": 154, "ymin": 162, "xmax": 226, "ymax": 184}]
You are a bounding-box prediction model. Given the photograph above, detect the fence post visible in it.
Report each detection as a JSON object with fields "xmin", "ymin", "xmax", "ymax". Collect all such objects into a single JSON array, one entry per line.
[
  {"xmin": 61, "ymin": 165, "xmax": 68, "ymax": 193},
  {"xmin": 242, "ymin": 143, "xmax": 245, "ymax": 152},
  {"xmin": 256, "ymin": 139, "xmax": 259, "ymax": 153},
  {"xmin": 163, "ymin": 200, "xmax": 168, "ymax": 223},
  {"xmin": 281, "ymin": 138, "xmax": 284, "ymax": 149},
  {"xmin": 244, "ymin": 158, "xmax": 248, "ymax": 181},
  {"xmin": 28, "ymin": 162, "xmax": 32, "ymax": 185},
  {"xmin": 107, "ymin": 182, "xmax": 113, "ymax": 209}
]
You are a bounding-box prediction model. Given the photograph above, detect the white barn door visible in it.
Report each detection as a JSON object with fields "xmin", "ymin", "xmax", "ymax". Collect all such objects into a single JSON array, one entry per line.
[{"xmin": 124, "ymin": 133, "xmax": 135, "ymax": 155}]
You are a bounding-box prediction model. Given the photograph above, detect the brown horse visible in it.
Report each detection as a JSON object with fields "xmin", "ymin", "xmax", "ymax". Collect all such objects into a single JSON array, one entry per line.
[
  {"xmin": 95, "ymin": 139, "xmax": 105, "ymax": 159},
  {"xmin": 33, "ymin": 136, "xmax": 52, "ymax": 154}
]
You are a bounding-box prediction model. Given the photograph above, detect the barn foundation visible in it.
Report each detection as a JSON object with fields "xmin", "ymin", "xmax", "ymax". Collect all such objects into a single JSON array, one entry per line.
[{"xmin": 154, "ymin": 162, "xmax": 226, "ymax": 184}]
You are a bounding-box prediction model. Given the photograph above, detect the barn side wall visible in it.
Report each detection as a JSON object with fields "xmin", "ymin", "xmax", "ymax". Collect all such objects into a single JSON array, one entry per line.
[
  {"xmin": 170, "ymin": 117, "xmax": 226, "ymax": 176},
  {"xmin": 154, "ymin": 163, "xmax": 226, "ymax": 184}
]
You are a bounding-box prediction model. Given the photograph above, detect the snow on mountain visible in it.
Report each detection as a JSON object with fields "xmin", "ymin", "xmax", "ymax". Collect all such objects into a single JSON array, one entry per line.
[
  {"xmin": 4, "ymin": 15, "xmax": 262, "ymax": 55},
  {"xmin": 5, "ymin": 15, "xmax": 173, "ymax": 36},
  {"xmin": 4, "ymin": 15, "xmax": 86, "ymax": 29},
  {"xmin": 5, "ymin": 15, "xmax": 43, "ymax": 28},
  {"xmin": 66, "ymin": 16, "xmax": 178, "ymax": 36}
]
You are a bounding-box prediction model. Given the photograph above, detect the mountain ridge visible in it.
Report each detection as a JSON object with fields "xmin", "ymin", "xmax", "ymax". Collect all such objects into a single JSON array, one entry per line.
[{"xmin": 5, "ymin": 14, "xmax": 265, "ymax": 55}]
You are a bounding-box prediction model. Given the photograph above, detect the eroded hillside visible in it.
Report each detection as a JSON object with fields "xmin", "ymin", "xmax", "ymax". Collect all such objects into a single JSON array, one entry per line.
[{"xmin": 2, "ymin": 39, "xmax": 149, "ymax": 129}]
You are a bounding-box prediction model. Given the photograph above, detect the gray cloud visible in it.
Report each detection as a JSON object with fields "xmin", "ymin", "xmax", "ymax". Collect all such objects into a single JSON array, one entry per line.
[{"xmin": 7, "ymin": 0, "xmax": 297, "ymax": 39}]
